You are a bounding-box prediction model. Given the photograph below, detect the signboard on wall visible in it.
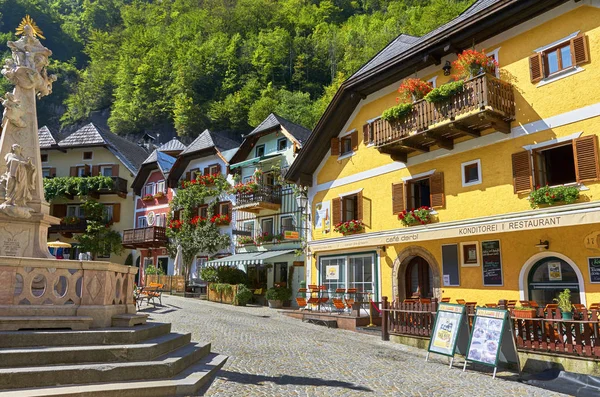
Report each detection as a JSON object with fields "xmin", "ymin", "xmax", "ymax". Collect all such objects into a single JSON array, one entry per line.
[
  {"xmin": 481, "ymin": 240, "xmax": 503, "ymax": 286},
  {"xmin": 284, "ymin": 230, "xmax": 300, "ymax": 240},
  {"xmin": 548, "ymin": 261, "xmax": 562, "ymax": 281},
  {"xmin": 589, "ymin": 257, "xmax": 600, "ymax": 283},
  {"xmin": 315, "ymin": 201, "xmax": 330, "ymax": 231}
]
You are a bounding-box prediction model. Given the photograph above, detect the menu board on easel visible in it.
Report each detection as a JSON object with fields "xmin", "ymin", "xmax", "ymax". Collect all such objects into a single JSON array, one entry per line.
[
  {"xmin": 426, "ymin": 303, "xmax": 470, "ymax": 367},
  {"xmin": 482, "ymin": 240, "xmax": 503, "ymax": 286},
  {"xmin": 463, "ymin": 308, "xmax": 520, "ymax": 378}
]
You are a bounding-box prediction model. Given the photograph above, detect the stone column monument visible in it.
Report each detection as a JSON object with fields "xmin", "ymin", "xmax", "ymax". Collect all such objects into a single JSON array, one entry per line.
[{"xmin": 0, "ymin": 15, "xmax": 59, "ymax": 258}]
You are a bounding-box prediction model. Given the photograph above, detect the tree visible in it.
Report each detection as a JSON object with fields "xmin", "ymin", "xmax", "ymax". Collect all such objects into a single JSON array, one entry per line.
[
  {"xmin": 76, "ymin": 199, "xmax": 123, "ymax": 260},
  {"xmin": 166, "ymin": 174, "xmax": 231, "ymax": 281}
]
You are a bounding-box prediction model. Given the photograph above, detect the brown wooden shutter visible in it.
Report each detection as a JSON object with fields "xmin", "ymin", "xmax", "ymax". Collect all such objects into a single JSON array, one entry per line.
[
  {"xmin": 429, "ymin": 172, "xmax": 445, "ymax": 208},
  {"xmin": 351, "ymin": 131, "xmax": 358, "ymax": 151},
  {"xmin": 111, "ymin": 164, "xmax": 119, "ymax": 177},
  {"xmin": 204, "ymin": 167, "xmax": 209, "ymax": 176},
  {"xmin": 215, "ymin": 164, "xmax": 222, "ymax": 175},
  {"xmin": 331, "ymin": 138, "xmax": 340, "ymax": 156},
  {"xmin": 185, "ymin": 171, "xmax": 191, "ymax": 181},
  {"xmin": 363, "ymin": 124, "xmax": 370, "ymax": 144},
  {"xmin": 214, "ymin": 202, "xmax": 221, "ymax": 215},
  {"xmin": 70, "ymin": 167, "xmax": 77, "ymax": 177},
  {"xmin": 511, "ymin": 151, "xmax": 533, "ymax": 193},
  {"xmin": 91, "ymin": 165, "xmax": 100, "ymax": 176},
  {"xmin": 49, "ymin": 167, "xmax": 56, "ymax": 177},
  {"xmin": 53, "ymin": 204, "xmax": 67, "ymax": 218},
  {"xmin": 332, "ymin": 198, "xmax": 341, "ymax": 226},
  {"xmin": 228, "ymin": 202, "xmax": 233, "ymax": 216},
  {"xmin": 529, "ymin": 53, "xmax": 544, "ymax": 83},
  {"xmin": 356, "ymin": 191, "xmax": 363, "ymax": 221},
  {"xmin": 392, "ymin": 182, "xmax": 405, "ymax": 214},
  {"xmin": 571, "ymin": 34, "xmax": 589, "ymax": 65},
  {"xmin": 84, "ymin": 164, "xmax": 91, "ymax": 176},
  {"xmin": 112, "ymin": 203, "xmax": 121, "ymax": 223},
  {"xmin": 573, "ymin": 135, "xmax": 600, "ymax": 182},
  {"xmin": 173, "ymin": 209, "xmax": 181, "ymax": 220}
]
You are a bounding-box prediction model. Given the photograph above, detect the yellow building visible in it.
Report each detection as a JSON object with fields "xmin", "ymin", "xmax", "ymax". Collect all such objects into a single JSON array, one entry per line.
[
  {"xmin": 287, "ymin": 0, "xmax": 600, "ymax": 307},
  {"xmin": 40, "ymin": 123, "xmax": 149, "ymax": 265}
]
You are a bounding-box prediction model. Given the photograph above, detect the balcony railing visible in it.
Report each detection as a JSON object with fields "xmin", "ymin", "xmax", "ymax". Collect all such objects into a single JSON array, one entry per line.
[
  {"xmin": 373, "ymin": 74, "xmax": 515, "ymax": 162},
  {"xmin": 234, "ymin": 185, "xmax": 282, "ymax": 213},
  {"xmin": 49, "ymin": 218, "xmax": 88, "ymax": 234},
  {"xmin": 93, "ymin": 176, "xmax": 128, "ymax": 198},
  {"xmin": 122, "ymin": 226, "xmax": 168, "ymax": 249}
]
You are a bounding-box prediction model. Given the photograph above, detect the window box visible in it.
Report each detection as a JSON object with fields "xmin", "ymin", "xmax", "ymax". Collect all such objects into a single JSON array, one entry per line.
[
  {"xmin": 210, "ymin": 214, "xmax": 231, "ymax": 226},
  {"xmin": 334, "ymin": 220, "xmax": 364, "ymax": 236},
  {"xmin": 255, "ymin": 233, "xmax": 283, "ymax": 245},
  {"xmin": 512, "ymin": 308, "xmax": 537, "ymax": 319},
  {"xmin": 142, "ymin": 194, "xmax": 154, "ymax": 202},
  {"xmin": 398, "ymin": 207, "xmax": 433, "ymax": 227},
  {"xmin": 529, "ymin": 185, "xmax": 580, "ymax": 209},
  {"xmin": 154, "ymin": 191, "xmax": 165, "ymax": 199},
  {"xmin": 237, "ymin": 236, "xmax": 255, "ymax": 246}
]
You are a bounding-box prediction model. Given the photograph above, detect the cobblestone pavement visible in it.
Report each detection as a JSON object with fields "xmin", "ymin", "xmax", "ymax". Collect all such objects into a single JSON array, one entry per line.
[{"xmin": 143, "ymin": 295, "xmax": 567, "ymax": 397}]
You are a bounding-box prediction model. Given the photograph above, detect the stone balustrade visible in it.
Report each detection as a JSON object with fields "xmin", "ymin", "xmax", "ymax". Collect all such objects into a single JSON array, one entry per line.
[{"xmin": 0, "ymin": 256, "xmax": 137, "ymax": 327}]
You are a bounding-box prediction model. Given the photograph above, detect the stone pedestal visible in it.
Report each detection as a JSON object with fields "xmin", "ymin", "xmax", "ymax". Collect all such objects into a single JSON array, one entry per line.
[{"xmin": 0, "ymin": 212, "xmax": 57, "ymax": 258}]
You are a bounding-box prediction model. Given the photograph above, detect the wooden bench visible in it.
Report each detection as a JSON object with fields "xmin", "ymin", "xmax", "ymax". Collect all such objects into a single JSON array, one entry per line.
[{"xmin": 136, "ymin": 284, "xmax": 164, "ymax": 309}]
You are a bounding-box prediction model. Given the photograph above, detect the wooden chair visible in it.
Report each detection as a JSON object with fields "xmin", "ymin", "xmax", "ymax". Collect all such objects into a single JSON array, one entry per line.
[
  {"xmin": 441, "ymin": 297, "xmax": 451, "ymax": 303},
  {"xmin": 296, "ymin": 288, "xmax": 308, "ymax": 311},
  {"xmin": 529, "ymin": 301, "xmax": 540, "ymax": 308},
  {"xmin": 318, "ymin": 286, "xmax": 330, "ymax": 311},
  {"xmin": 345, "ymin": 288, "xmax": 357, "ymax": 311},
  {"xmin": 485, "ymin": 303, "xmax": 497, "ymax": 308},
  {"xmin": 332, "ymin": 289, "xmax": 346, "ymax": 314},
  {"xmin": 507, "ymin": 300, "xmax": 517, "ymax": 308},
  {"xmin": 456, "ymin": 299, "xmax": 466, "ymax": 305},
  {"xmin": 465, "ymin": 302, "xmax": 477, "ymax": 307}
]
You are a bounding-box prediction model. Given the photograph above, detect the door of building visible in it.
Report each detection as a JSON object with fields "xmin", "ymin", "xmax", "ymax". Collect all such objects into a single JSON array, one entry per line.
[
  {"xmin": 157, "ymin": 257, "xmax": 169, "ymax": 276},
  {"xmin": 405, "ymin": 256, "xmax": 433, "ymax": 299}
]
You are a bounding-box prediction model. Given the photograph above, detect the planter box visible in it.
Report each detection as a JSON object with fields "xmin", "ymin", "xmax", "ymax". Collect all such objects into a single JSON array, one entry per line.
[
  {"xmin": 513, "ymin": 309, "xmax": 536, "ymax": 319},
  {"xmin": 268, "ymin": 300, "xmax": 283, "ymax": 309},
  {"xmin": 207, "ymin": 283, "xmax": 238, "ymax": 304}
]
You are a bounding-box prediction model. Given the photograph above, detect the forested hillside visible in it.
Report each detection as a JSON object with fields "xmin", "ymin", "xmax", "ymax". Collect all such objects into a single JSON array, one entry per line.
[{"xmin": 0, "ymin": 0, "xmax": 474, "ymax": 137}]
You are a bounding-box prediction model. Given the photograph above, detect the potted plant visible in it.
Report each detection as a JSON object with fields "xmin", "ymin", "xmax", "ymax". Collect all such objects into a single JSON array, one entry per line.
[
  {"xmin": 230, "ymin": 180, "xmax": 260, "ymax": 195},
  {"xmin": 424, "ymin": 80, "xmax": 465, "ymax": 103},
  {"xmin": 265, "ymin": 286, "xmax": 292, "ymax": 309},
  {"xmin": 452, "ymin": 49, "xmax": 498, "ymax": 79},
  {"xmin": 234, "ymin": 284, "xmax": 253, "ymax": 306},
  {"xmin": 512, "ymin": 305, "xmax": 537, "ymax": 319},
  {"xmin": 554, "ymin": 288, "xmax": 573, "ymax": 320},
  {"xmin": 398, "ymin": 207, "xmax": 433, "ymax": 226},
  {"xmin": 397, "ymin": 78, "xmax": 433, "ymax": 102},
  {"xmin": 529, "ymin": 185, "xmax": 580, "ymax": 209},
  {"xmin": 334, "ymin": 220, "xmax": 364, "ymax": 235},
  {"xmin": 381, "ymin": 103, "xmax": 413, "ymax": 123}
]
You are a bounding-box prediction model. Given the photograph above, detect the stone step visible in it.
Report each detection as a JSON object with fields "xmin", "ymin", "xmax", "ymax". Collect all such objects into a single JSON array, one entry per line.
[
  {"xmin": 0, "ymin": 332, "xmax": 192, "ymax": 368},
  {"xmin": 0, "ymin": 353, "xmax": 228, "ymax": 397},
  {"xmin": 0, "ymin": 342, "xmax": 211, "ymax": 390},
  {"xmin": 111, "ymin": 313, "xmax": 148, "ymax": 328},
  {"xmin": 0, "ymin": 316, "xmax": 93, "ymax": 331},
  {"xmin": 0, "ymin": 322, "xmax": 171, "ymax": 348}
]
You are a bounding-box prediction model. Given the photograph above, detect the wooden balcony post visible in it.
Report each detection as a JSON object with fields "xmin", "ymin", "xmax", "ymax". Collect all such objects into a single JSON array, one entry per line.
[{"xmin": 382, "ymin": 296, "xmax": 389, "ymax": 341}]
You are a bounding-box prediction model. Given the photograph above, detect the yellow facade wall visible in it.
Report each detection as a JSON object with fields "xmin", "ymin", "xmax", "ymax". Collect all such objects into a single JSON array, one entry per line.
[
  {"xmin": 310, "ymin": 4, "xmax": 600, "ymax": 305},
  {"xmin": 42, "ymin": 146, "xmax": 136, "ymax": 265}
]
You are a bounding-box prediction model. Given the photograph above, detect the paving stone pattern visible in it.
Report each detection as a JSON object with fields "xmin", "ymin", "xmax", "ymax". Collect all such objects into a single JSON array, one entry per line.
[{"xmin": 144, "ymin": 296, "xmax": 566, "ymax": 397}]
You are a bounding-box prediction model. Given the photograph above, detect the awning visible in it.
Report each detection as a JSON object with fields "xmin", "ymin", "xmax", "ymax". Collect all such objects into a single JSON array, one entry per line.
[
  {"xmin": 229, "ymin": 153, "xmax": 281, "ymax": 170},
  {"xmin": 207, "ymin": 250, "xmax": 295, "ymax": 267}
]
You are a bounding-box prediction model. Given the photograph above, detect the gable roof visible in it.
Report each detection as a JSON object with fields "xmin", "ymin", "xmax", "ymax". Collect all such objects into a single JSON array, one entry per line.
[
  {"xmin": 180, "ymin": 129, "xmax": 239, "ymax": 156},
  {"xmin": 247, "ymin": 113, "xmax": 311, "ymax": 144},
  {"xmin": 38, "ymin": 126, "xmax": 58, "ymax": 148},
  {"xmin": 57, "ymin": 123, "xmax": 149, "ymax": 174},
  {"xmin": 131, "ymin": 150, "xmax": 177, "ymax": 195},
  {"xmin": 287, "ymin": 0, "xmax": 569, "ymax": 184},
  {"xmin": 158, "ymin": 137, "xmax": 187, "ymax": 153}
]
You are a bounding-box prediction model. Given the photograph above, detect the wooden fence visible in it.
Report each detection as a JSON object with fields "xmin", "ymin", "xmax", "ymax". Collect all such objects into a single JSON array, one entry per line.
[
  {"xmin": 144, "ymin": 275, "xmax": 186, "ymax": 293},
  {"xmin": 381, "ymin": 297, "xmax": 600, "ymax": 360}
]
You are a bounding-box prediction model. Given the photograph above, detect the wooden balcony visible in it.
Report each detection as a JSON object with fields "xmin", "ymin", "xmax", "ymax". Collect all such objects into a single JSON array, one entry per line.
[
  {"xmin": 234, "ymin": 185, "xmax": 282, "ymax": 214},
  {"xmin": 89, "ymin": 176, "xmax": 129, "ymax": 199},
  {"xmin": 374, "ymin": 74, "xmax": 515, "ymax": 162},
  {"xmin": 49, "ymin": 218, "xmax": 88, "ymax": 235},
  {"xmin": 122, "ymin": 226, "xmax": 168, "ymax": 249}
]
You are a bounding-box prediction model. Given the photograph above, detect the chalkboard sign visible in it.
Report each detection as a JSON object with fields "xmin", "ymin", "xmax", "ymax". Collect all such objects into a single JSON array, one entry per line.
[
  {"xmin": 442, "ymin": 244, "xmax": 460, "ymax": 286},
  {"xmin": 481, "ymin": 240, "xmax": 503, "ymax": 286},
  {"xmin": 463, "ymin": 308, "xmax": 520, "ymax": 378},
  {"xmin": 427, "ymin": 303, "xmax": 470, "ymax": 368},
  {"xmin": 588, "ymin": 257, "xmax": 600, "ymax": 283}
]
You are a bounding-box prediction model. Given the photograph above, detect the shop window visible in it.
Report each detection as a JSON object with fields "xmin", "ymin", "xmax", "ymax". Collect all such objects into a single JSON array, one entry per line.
[
  {"xmin": 83, "ymin": 151, "xmax": 93, "ymax": 160},
  {"xmin": 261, "ymin": 218, "xmax": 274, "ymax": 236},
  {"xmin": 511, "ymin": 136, "xmax": 600, "ymax": 194},
  {"xmin": 255, "ymin": 145, "xmax": 265, "ymax": 158},
  {"xmin": 461, "ymin": 159, "xmax": 481, "ymax": 187},
  {"xmin": 319, "ymin": 255, "xmax": 375, "ymax": 296},
  {"xmin": 247, "ymin": 264, "xmax": 267, "ymax": 289},
  {"xmin": 528, "ymin": 257, "xmax": 580, "ymax": 307},
  {"xmin": 529, "ymin": 34, "xmax": 589, "ymax": 83},
  {"xmin": 277, "ymin": 138, "xmax": 287, "ymax": 151},
  {"xmin": 406, "ymin": 257, "xmax": 433, "ymax": 299}
]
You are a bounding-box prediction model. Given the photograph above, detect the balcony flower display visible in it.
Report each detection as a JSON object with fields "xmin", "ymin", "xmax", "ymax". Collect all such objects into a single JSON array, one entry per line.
[
  {"xmin": 424, "ymin": 80, "xmax": 464, "ymax": 103},
  {"xmin": 230, "ymin": 180, "xmax": 259, "ymax": 195},
  {"xmin": 452, "ymin": 49, "xmax": 498, "ymax": 79},
  {"xmin": 398, "ymin": 207, "xmax": 433, "ymax": 226},
  {"xmin": 154, "ymin": 191, "xmax": 165, "ymax": 198},
  {"xmin": 334, "ymin": 219, "xmax": 364, "ymax": 235},
  {"xmin": 168, "ymin": 219, "xmax": 183, "ymax": 229},
  {"xmin": 190, "ymin": 215, "xmax": 207, "ymax": 226},
  {"xmin": 237, "ymin": 235, "xmax": 255, "ymax": 245},
  {"xmin": 142, "ymin": 194, "xmax": 154, "ymax": 201},
  {"xmin": 397, "ymin": 78, "xmax": 433, "ymax": 102},
  {"xmin": 180, "ymin": 174, "xmax": 224, "ymax": 189},
  {"xmin": 255, "ymin": 232, "xmax": 284, "ymax": 245},
  {"xmin": 529, "ymin": 185, "xmax": 580, "ymax": 209},
  {"xmin": 61, "ymin": 216, "xmax": 80, "ymax": 225},
  {"xmin": 210, "ymin": 214, "xmax": 230, "ymax": 226},
  {"xmin": 381, "ymin": 103, "xmax": 413, "ymax": 123}
]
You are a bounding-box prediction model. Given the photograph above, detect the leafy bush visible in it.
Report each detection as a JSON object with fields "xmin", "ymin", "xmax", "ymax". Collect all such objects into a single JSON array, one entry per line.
[
  {"xmin": 529, "ymin": 185, "xmax": 580, "ymax": 208},
  {"xmin": 44, "ymin": 176, "xmax": 114, "ymax": 202},
  {"xmin": 424, "ymin": 80, "xmax": 464, "ymax": 103},
  {"xmin": 554, "ymin": 289, "xmax": 572, "ymax": 313},
  {"xmin": 381, "ymin": 103, "xmax": 413, "ymax": 123},
  {"xmin": 200, "ymin": 266, "xmax": 219, "ymax": 282},
  {"xmin": 145, "ymin": 265, "xmax": 164, "ymax": 275},
  {"xmin": 265, "ymin": 286, "xmax": 292, "ymax": 301},
  {"xmin": 201, "ymin": 265, "xmax": 248, "ymax": 285},
  {"xmin": 234, "ymin": 284, "xmax": 253, "ymax": 306}
]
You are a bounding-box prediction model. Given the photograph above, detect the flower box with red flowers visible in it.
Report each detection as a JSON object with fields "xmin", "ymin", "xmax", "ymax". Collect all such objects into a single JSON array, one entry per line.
[
  {"xmin": 452, "ymin": 49, "xmax": 498, "ymax": 79},
  {"xmin": 237, "ymin": 236, "xmax": 255, "ymax": 245},
  {"xmin": 397, "ymin": 78, "xmax": 433, "ymax": 102},
  {"xmin": 180, "ymin": 174, "xmax": 223, "ymax": 189},
  {"xmin": 190, "ymin": 215, "xmax": 207, "ymax": 226},
  {"xmin": 168, "ymin": 219, "xmax": 183, "ymax": 229},
  {"xmin": 334, "ymin": 220, "xmax": 364, "ymax": 235},
  {"xmin": 255, "ymin": 232, "xmax": 283, "ymax": 245},
  {"xmin": 60, "ymin": 216, "xmax": 80, "ymax": 225},
  {"xmin": 230, "ymin": 181, "xmax": 259, "ymax": 195},
  {"xmin": 142, "ymin": 194, "xmax": 154, "ymax": 202},
  {"xmin": 210, "ymin": 214, "xmax": 230, "ymax": 226},
  {"xmin": 154, "ymin": 191, "xmax": 165, "ymax": 199},
  {"xmin": 398, "ymin": 207, "xmax": 433, "ymax": 227},
  {"xmin": 529, "ymin": 185, "xmax": 580, "ymax": 209}
]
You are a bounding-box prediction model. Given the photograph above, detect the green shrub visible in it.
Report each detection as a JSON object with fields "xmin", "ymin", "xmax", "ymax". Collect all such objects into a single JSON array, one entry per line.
[
  {"xmin": 145, "ymin": 265, "xmax": 164, "ymax": 275},
  {"xmin": 381, "ymin": 103, "xmax": 413, "ymax": 123},
  {"xmin": 200, "ymin": 267, "xmax": 219, "ymax": 282},
  {"xmin": 265, "ymin": 286, "xmax": 292, "ymax": 301},
  {"xmin": 200, "ymin": 265, "xmax": 248, "ymax": 284},
  {"xmin": 424, "ymin": 80, "xmax": 464, "ymax": 103},
  {"xmin": 234, "ymin": 284, "xmax": 253, "ymax": 306}
]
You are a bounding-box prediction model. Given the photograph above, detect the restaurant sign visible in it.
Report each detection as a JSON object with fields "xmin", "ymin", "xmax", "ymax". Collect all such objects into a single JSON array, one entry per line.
[{"xmin": 284, "ymin": 230, "xmax": 300, "ymax": 240}]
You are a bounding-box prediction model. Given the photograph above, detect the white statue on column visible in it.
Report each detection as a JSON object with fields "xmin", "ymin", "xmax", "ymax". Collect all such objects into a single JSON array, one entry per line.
[{"xmin": 0, "ymin": 144, "xmax": 36, "ymax": 208}]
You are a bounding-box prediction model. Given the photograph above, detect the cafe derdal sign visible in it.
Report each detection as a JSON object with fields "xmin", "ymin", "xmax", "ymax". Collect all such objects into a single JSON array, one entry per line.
[{"xmin": 309, "ymin": 208, "xmax": 600, "ymax": 253}]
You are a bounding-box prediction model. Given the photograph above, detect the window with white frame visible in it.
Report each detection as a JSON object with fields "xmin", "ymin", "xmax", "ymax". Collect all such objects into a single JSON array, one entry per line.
[
  {"xmin": 242, "ymin": 220, "xmax": 254, "ymax": 237},
  {"xmin": 155, "ymin": 213, "xmax": 166, "ymax": 227},
  {"xmin": 261, "ymin": 218, "xmax": 274, "ymax": 236},
  {"xmin": 103, "ymin": 205, "xmax": 114, "ymax": 223},
  {"xmin": 67, "ymin": 205, "xmax": 85, "ymax": 219},
  {"xmin": 281, "ymin": 216, "xmax": 294, "ymax": 233},
  {"xmin": 277, "ymin": 138, "xmax": 287, "ymax": 151},
  {"xmin": 144, "ymin": 183, "xmax": 155, "ymax": 197},
  {"xmin": 319, "ymin": 254, "xmax": 376, "ymax": 297},
  {"xmin": 42, "ymin": 168, "xmax": 51, "ymax": 178},
  {"xmin": 156, "ymin": 180, "xmax": 165, "ymax": 194},
  {"xmin": 219, "ymin": 202, "xmax": 230, "ymax": 217},
  {"xmin": 255, "ymin": 145, "xmax": 265, "ymax": 157},
  {"xmin": 138, "ymin": 216, "xmax": 148, "ymax": 228},
  {"xmin": 209, "ymin": 165, "xmax": 219, "ymax": 175},
  {"xmin": 461, "ymin": 159, "xmax": 482, "ymax": 187},
  {"xmin": 100, "ymin": 166, "xmax": 113, "ymax": 177}
]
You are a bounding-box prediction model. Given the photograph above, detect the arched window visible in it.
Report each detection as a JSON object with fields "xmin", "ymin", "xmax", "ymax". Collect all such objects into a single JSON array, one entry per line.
[{"xmin": 527, "ymin": 257, "xmax": 580, "ymax": 307}]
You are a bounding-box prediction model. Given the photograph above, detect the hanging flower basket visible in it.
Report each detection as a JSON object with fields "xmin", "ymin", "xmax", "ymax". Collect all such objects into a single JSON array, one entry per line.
[
  {"xmin": 398, "ymin": 207, "xmax": 433, "ymax": 227},
  {"xmin": 334, "ymin": 220, "xmax": 364, "ymax": 235}
]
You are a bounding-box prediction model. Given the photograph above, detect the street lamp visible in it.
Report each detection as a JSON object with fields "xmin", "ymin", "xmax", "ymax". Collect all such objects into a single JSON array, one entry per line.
[{"xmin": 295, "ymin": 188, "xmax": 308, "ymax": 211}]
